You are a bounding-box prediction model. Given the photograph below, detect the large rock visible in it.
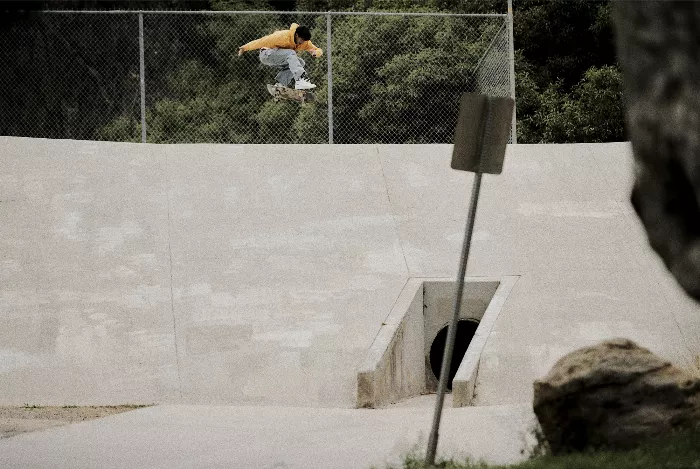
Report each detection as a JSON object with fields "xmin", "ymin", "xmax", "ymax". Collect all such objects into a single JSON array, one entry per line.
[
  {"xmin": 533, "ymin": 339, "xmax": 700, "ymax": 454},
  {"xmin": 613, "ymin": 1, "xmax": 700, "ymax": 300}
]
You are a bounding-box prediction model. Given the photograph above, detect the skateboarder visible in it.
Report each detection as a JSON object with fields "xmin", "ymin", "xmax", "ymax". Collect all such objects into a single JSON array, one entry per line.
[{"xmin": 238, "ymin": 23, "xmax": 322, "ymax": 90}]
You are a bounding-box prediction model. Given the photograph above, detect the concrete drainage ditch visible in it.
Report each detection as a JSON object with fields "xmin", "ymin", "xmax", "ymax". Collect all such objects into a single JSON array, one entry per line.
[{"xmin": 356, "ymin": 276, "xmax": 518, "ymax": 408}]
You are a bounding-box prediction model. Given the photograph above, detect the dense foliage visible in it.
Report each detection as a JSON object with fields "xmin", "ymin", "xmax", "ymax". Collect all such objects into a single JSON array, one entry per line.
[{"xmin": 0, "ymin": 0, "xmax": 624, "ymax": 143}]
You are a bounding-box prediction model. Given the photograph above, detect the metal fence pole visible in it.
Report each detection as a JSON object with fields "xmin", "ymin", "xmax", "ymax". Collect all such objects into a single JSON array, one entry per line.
[
  {"xmin": 326, "ymin": 13, "xmax": 334, "ymax": 144},
  {"xmin": 507, "ymin": 0, "xmax": 517, "ymax": 144},
  {"xmin": 139, "ymin": 13, "xmax": 147, "ymax": 143}
]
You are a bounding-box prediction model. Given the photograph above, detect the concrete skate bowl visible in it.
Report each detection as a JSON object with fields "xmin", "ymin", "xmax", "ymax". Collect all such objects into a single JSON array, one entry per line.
[{"xmin": 4, "ymin": 138, "xmax": 695, "ymax": 412}]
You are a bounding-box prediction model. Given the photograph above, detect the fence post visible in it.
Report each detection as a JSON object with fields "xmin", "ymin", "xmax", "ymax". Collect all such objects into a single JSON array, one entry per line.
[
  {"xmin": 326, "ymin": 13, "xmax": 334, "ymax": 144},
  {"xmin": 507, "ymin": 0, "xmax": 517, "ymax": 144},
  {"xmin": 139, "ymin": 13, "xmax": 147, "ymax": 143}
]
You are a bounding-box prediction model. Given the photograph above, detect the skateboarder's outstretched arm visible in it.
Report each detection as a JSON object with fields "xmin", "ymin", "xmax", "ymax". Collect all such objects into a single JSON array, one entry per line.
[
  {"xmin": 238, "ymin": 23, "xmax": 322, "ymax": 57},
  {"xmin": 238, "ymin": 31, "xmax": 285, "ymax": 55},
  {"xmin": 297, "ymin": 40, "xmax": 323, "ymax": 58}
]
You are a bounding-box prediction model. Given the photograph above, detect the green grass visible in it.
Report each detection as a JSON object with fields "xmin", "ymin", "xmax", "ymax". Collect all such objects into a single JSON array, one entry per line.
[{"xmin": 379, "ymin": 427, "xmax": 700, "ymax": 469}]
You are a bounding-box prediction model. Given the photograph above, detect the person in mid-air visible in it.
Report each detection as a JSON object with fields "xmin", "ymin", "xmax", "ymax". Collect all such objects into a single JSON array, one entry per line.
[{"xmin": 238, "ymin": 23, "xmax": 322, "ymax": 90}]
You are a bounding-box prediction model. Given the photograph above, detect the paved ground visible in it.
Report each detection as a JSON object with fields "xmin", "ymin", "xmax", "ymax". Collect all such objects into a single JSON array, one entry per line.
[
  {"xmin": 0, "ymin": 403, "xmax": 538, "ymax": 469},
  {"xmin": 1, "ymin": 138, "xmax": 698, "ymax": 409}
]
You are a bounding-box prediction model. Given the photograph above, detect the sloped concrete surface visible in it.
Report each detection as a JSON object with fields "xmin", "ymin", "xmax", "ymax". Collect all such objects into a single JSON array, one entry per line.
[
  {"xmin": 0, "ymin": 138, "xmax": 698, "ymax": 410},
  {"xmin": 0, "ymin": 403, "xmax": 537, "ymax": 469}
]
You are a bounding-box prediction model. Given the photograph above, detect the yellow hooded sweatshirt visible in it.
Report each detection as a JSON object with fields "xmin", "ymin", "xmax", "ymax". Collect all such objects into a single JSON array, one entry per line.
[{"xmin": 241, "ymin": 23, "xmax": 323, "ymax": 57}]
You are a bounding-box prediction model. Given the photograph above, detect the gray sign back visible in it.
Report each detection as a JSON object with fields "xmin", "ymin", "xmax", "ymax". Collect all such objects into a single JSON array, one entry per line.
[{"xmin": 451, "ymin": 93, "xmax": 515, "ymax": 175}]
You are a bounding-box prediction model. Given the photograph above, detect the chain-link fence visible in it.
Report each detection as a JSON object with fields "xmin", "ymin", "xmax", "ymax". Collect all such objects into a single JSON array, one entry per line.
[
  {"xmin": 474, "ymin": 19, "xmax": 514, "ymax": 143},
  {"xmin": 0, "ymin": 10, "xmax": 513, "ymax": 144}
]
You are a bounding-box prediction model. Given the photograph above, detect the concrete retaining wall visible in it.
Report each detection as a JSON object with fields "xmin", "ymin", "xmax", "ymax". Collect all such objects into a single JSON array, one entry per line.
[
  {"xmin": 452, "ymin": 276, "xmax": 519, "ymax": 406},
  {"xmin": 356, "ymin": 279, "xmax": 425, "ymax": 408},
  {"xmin": 357, "ymin": 277, "xmax": 514, "ymax": 408}
]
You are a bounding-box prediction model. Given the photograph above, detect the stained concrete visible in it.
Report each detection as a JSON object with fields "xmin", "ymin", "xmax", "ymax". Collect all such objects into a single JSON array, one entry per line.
[{"xmin": 0, "ymin": 138, "xmax": 698, "ymax": 410}]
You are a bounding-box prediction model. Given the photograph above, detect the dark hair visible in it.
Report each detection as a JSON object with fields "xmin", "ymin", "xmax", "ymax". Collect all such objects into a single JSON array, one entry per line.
[{"xmin": 296, "ymin": 25, "xmax": 311, "ymax": 41}]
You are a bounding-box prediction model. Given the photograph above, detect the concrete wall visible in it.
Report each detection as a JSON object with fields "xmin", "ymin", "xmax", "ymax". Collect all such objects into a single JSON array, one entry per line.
[
  {"xmin": 356, "ymin": 279, "xmax": 424, "ymax": 408},
  {"xmin": 453, "ymin": 276, "xmax": 518, "ymax": 407},
  {"xmin": 376, "ymin": 142, "xmax": 699, "ymax": 406},
  {"xmin": 1, "ymin": 138, "xmax": 698, "ymax": 407}
]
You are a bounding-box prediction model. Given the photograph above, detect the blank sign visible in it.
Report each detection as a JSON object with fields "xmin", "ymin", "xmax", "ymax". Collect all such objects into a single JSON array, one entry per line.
[{"xmin": 451, "ymin": 93, "xmax": 514, "ymax": 175}]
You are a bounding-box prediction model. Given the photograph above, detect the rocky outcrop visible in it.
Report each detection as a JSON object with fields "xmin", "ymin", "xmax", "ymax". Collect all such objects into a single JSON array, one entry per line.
[
  {"xmin": 533, "ymin": 339, "xmax": 700, "ymax": 454},
  {"xmin": 613, "ymin": 1, "xmax": 700, "ymax": 300}
]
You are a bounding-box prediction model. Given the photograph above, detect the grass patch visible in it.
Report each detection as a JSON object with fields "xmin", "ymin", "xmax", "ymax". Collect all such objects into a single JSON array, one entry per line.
[{"xmin": 378, "ymin": 426, "xmax": 700, "ymax": 469}]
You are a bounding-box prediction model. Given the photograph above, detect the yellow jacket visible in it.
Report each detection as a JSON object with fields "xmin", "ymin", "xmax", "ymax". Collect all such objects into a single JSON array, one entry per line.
[{"xmin": 241, "ymin": 23, "xmax": 323, "ymax": 57}]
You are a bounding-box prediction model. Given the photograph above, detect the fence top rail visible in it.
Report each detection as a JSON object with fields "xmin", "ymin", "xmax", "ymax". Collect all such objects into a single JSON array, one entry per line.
[{"xmin": 39, "ymin": 9, "xmax": 506, "ymax": 18}]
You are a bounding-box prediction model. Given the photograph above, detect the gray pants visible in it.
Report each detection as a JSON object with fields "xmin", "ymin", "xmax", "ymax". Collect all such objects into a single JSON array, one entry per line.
[{"xmin": 259, "ymin": 48, "xmax": 306, "ymax": 87}]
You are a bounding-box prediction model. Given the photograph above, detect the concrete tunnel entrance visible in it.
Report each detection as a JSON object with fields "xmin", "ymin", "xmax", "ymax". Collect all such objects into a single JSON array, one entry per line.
[
  {"xmin": 357, "ymin": 277, "xmax": 518, "ymax": 409},
  {"xmin": 429, "ymin": 319, "xmax": 479, "ymax": 391}
]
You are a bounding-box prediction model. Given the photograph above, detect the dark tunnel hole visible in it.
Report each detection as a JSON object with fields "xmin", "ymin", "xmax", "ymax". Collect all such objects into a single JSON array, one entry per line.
[{"xmin": 429, "ymin": 319, "xmax": 479, "ymax": 391}]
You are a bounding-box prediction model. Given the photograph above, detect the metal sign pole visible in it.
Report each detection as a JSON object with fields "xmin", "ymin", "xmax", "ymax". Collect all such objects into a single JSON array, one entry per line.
[
  {"xmin": 424, "ymin": 93, "xmax": 512, "ymax": 466},
  {"xmin": 425, "ymin": 97, "xmax": 491, "ymax": 466},
  {"xmin": 425, "ymin": 171, "xmax": 483, "ymax": 465}
]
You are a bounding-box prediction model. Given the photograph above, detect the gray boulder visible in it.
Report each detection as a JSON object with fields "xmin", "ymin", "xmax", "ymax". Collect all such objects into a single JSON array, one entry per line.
[{"xmin": 533, "ymin": 338, "xmax": 700, "ymax": 454}]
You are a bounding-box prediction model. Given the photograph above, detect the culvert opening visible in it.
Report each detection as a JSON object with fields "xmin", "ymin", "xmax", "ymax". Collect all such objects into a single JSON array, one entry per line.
[{"xmin": 429, "ymin": 319, "xmax": 479, "ymax": 391}]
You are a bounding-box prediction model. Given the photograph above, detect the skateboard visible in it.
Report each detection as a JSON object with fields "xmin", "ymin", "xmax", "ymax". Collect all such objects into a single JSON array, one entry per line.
[{"xmin": 266, "ymin": 84, "xmax": 316, "ymax": 104}]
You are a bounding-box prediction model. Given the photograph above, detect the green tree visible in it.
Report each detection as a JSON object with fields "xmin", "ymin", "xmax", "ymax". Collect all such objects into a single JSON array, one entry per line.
[
  {"xmin": 1, "ymin": 1, "xmax": 213, "ymax": 141},
  {"xmin": 3, "ymin": 0, "xmax": 625, "ymax": 144},
  {"xmin": 0, "ymin": 12, "xmax": 143, "ymax": 140},
  {"xmin": 360, "ymin": 48, "xmax": 475, "ymax": 143},
  {"xmin": 512, "ymin": 0, "xmax": 614, "ymax": 91},
  {"xmin": 524, "ymin": 64, "xmax": 623, "ymax": 143},
  {"xmin": 513, "ymin": 52, "xmax": 542, "ymax": 143},
  {"xmin": 570, "ymin": 65, "xmax": 623, "ymax": 142},
  {"xmin": 330, "ymin": 14, "xmax": 498, "ymax": 143}
]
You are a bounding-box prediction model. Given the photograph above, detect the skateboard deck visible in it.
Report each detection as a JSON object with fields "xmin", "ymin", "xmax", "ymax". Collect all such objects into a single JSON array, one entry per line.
[{"xmin": 267, "ymin": 84, "xmax": 316, "ymax": 104}]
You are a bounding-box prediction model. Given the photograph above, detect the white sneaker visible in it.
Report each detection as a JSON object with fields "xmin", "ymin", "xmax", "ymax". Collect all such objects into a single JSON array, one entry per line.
[{"xmin": 295, "ymin": 77, "xmax": 316, "ymax": 90}]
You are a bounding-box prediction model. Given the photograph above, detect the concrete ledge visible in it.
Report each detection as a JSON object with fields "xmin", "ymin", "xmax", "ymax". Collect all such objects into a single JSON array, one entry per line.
[
  {"xmin": 357, "ymin": 279, "xmax": 425, "ymax": 408},
  {"xmin": 453, "ymin": 276, "xmax": 519, "ymax": 407}
]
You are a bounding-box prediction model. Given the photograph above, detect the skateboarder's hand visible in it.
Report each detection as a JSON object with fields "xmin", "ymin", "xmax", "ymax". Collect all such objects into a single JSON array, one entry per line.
[{"xmin": 238, "ymin": 47, "xmax": 245, "ymax": 56}]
